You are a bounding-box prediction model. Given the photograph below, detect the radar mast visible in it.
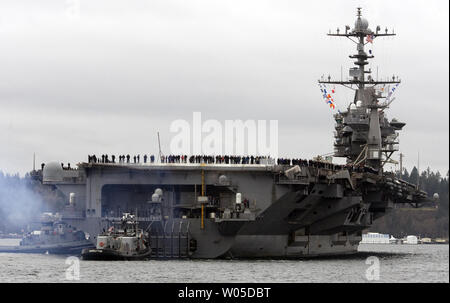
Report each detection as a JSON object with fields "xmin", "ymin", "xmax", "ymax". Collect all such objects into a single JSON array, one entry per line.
[{"xmin": 320, "ymin": 8, "xmax": 403, "ymax": 173}]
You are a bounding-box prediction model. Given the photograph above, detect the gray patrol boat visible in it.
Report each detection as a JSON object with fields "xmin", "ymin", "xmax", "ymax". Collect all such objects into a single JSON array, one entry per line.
[
  {"xmin": 37, "ymin": 9, "xmax": 434, "ymax": 259},
  {"xmin": 0, "ymin": 213, "xmax": 93, "ymax": 254}
]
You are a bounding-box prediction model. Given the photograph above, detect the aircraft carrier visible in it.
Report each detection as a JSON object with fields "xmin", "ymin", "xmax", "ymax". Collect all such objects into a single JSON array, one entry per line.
[{"xmin": 38, "ymin": 9, "xmax": 432, "ymax": 258}]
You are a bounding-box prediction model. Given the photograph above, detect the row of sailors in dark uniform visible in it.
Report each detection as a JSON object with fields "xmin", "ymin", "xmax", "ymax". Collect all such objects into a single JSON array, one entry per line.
[
  {"xmin": 86, "ymin": 154, "xmax": 378, "ymax": 174},
  {"xmin": 88, "ymin": 154, "xmax": 155, "ymax": 164},
  {"xmin": 160, "ymin": 155, "xmax": 271, "ymax": 164},
  {"xmin": 40, "ymin": 163, "xmax": 75, "ymax": 170},
  {"xmin": 88, "ymin": 153, "xmax": 334, "ymax": 167},
  {"xmin": 162, "ymin": 155, "xmax": 189, "ymax": 163}
]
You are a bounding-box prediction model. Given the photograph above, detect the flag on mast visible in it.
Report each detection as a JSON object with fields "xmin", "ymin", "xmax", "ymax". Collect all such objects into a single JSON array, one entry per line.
[{"xmin": 366, "ymin": 34, "xmax": 374, "ymax": 43}]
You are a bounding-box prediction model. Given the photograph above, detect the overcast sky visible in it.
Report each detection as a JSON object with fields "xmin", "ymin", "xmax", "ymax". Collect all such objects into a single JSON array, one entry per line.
[{"xmin": 0, "ymin": 0, "xmax": 448, "ymax": 176}]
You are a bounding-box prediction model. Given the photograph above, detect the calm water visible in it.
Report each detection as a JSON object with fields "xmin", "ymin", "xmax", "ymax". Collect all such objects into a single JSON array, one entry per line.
[{"xmin": 0, "ymin": 239, "xmax": 448, "ymax": 283}]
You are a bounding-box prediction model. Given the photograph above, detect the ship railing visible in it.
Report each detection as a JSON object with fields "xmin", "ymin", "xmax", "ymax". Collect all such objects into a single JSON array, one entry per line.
[
  {"xmin": 61, "ymin": 210, "xmax": 85, "ymax": 219},
  {"xmin": 344, "ymin": 115, "xmax": 369, "ymax": 125},
  {"xmin": 102, "ymin": 216, "xmax": 157, "ymax": 222},
  {"xmin": 381, "ymin": 143, "xmax": 399, "ymax": 152}
]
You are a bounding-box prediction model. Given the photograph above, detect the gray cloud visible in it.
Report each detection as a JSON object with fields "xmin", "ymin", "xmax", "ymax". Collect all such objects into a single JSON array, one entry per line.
[{"xmin": 0, "ymin": 0, "xmax": 448, "ymax": 175}]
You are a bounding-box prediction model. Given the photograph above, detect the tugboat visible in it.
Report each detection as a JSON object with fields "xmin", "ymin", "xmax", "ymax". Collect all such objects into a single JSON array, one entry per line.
[
  {"xmin": 81, "ymin": 213, "xmax": 151, "ymax": 260},
  {"xmin": 0, "ymin": 213, "xmax": 94, "ymax": 254}
]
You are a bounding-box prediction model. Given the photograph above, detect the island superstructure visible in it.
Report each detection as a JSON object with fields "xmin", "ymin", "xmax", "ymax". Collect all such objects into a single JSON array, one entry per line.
[{"xmin": 38, "ymin": 9, "xmax": 432, "ymax": 258}]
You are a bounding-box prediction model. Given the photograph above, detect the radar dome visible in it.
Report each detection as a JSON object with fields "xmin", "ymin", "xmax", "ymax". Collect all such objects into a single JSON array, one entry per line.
[
  {"xmin": 356, "ymin": 100, "xmax": 363, "ymax": 107},
  {"xmin": 433, "ymin": 193, "xmax": 439, "ymax": 201},
  {"xmin": 218, "ymin": 175, "xmax": 228, "ymax": 185},
  {"xmin": 151, "ymin": 193, "xmax": 160, "ymax": 202},
  {"xmin": 42, "ymin": 162, "xmax": 64, "ymax": 182},
  {"xmin": 350, "ymin": 104, "xmax": 357, "ymax": 110},
  {"xmin": 342, "ymin": 126, "xmax": 353, "ymax": 133},
  {"xmin": 354, "ymin": 17, "xmax": 369, "ymax": 31},
  {"xmin": 154, "ymin": 188, "xmax": 163, "ymax": 196}
]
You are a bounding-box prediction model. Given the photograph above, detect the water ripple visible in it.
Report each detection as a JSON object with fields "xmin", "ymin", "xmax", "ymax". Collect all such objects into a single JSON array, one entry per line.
[{"xmin": 0, "ymin": 243, "xmax": 447, "ymax": 283}]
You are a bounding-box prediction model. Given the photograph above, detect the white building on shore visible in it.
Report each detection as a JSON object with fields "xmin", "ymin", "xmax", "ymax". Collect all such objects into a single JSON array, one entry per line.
[
  {"xmin": 360, "ymin": 232, "xmax": 390, "ymax": 244},
  {"xmin": 404, "ymin": 235, "xmax": 418, "ymax": 244}
]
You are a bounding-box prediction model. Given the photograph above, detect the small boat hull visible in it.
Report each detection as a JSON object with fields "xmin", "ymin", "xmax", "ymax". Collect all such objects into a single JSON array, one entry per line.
[
  {"xmin": 81, "ymin": 248, "xmax": 152, "ymax": 260},
  {"xmin": 0, "ymin": 241, "xmax": 94, "ymax": 254}
]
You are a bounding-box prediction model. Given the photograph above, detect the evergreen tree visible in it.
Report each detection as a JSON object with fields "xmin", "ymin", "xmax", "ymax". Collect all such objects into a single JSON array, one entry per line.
[
  {"xmin": 409, "ymin": 166, "xmax": 419, "ymax": 186},
  {"xmin": 401, "ymin": 168, "xmax": 410, "ymax": 182}
]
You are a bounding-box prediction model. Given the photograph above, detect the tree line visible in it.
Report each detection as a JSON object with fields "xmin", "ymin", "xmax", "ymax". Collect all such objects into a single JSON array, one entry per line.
[{"xmin": 369, "ymin": 167, "xmax": 449, "ymax": 238}]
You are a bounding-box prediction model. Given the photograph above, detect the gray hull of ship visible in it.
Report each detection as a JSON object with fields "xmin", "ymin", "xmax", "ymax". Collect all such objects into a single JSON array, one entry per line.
[{"xmin": 42, "ymin": 162, "xmax": 425, "ymax": 259}]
